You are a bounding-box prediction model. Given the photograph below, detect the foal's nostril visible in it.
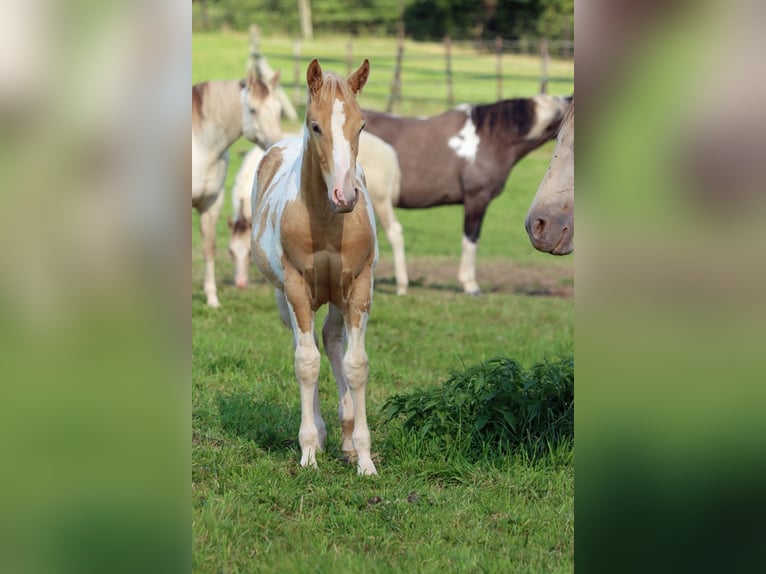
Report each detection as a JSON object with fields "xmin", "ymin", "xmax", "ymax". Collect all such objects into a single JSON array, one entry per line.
[{"xmin": 532, "ymin": 218, "xmax": 547, "ymax": 240}]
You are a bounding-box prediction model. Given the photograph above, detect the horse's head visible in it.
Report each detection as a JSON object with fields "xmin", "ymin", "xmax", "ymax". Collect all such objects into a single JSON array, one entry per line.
[
  {"xmin": 526, "ymin": 94, "xmax": 573, "ymax": 142},
  {"xmin": 525, "ymin": 101, "xmax": 574, "ymax": 255},
  {"xmin": 241, "ymin": 69, "xmax": 283, "ymax": 148},
  {"xmin": 304, "ymin": 58, "xmax": 369, "ymax": 214},
  {"xmin": 228, "ymin": 215, "xmax": 252, "ymax": 289}
]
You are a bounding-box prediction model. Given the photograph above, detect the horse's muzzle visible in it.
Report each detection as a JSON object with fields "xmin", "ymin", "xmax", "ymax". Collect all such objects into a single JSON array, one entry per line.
[{"xmin": 331, "ymin": 187, "xmax": 360, "ymax": 213}]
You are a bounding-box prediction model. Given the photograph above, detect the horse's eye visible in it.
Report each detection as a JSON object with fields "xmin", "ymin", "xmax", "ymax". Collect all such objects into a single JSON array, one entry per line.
[
  {"xmin": 249, "ymin": 107, "xmax": 256, "ymax": 115},
  {"xmin": 311, "ymin": 122, "xmax": 322, "ymax": 135},
  {"xmin": 360, "ymin": 123, "xmax": 366, "ymax": 133}
]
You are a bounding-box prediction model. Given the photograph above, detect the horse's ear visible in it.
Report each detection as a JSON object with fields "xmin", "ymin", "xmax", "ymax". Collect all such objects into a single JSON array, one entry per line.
[
  {"xmin": 347, "ymin": 59, "xmax": 370, "ymax": 94},
  {"xmin": 270, "ymin": 70, "xmax": 281, "ymax": 90},
  {"xmin": 246, "ymin": 68, "xmax": 266, "ymax": 97},
  {"xmin": 307, "ymin": 59, "xmax": 323, "ymax": 96}
]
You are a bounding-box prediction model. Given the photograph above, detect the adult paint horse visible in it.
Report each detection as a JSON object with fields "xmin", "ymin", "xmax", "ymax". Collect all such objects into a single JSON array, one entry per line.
[
  {"xmin": 229, "ymin": 130, "xmax": 408, "ymax": 294},
  {"xmin": 251, "ymin": 59, "xmax": 378, "ymax": 475},
  {"xmin": 192, "ymin": 70, "xmax": 282, "ymax": 308},
  {"xmin": 525, "ymin": 99, "xmax": 574, "ymax": 255},
  {"xmin": 364, "ymin": 94, "xmax": 571, "ymax": 294}
]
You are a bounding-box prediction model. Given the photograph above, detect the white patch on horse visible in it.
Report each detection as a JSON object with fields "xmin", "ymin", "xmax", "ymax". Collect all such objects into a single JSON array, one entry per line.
[
  {"xmin": 526, "ymin": 95, "xmax": 566, "ymax": 141},
  {"xmin": 331, "ymin": 99, "xmax": 351, "ymax": 178},
  {"xmin": 253, "ymin": 138, "xmax": 303, "ymax": 284},
  {"xmin": 447, "ymin": 107, "xmax": 480, "ymax": 160}
]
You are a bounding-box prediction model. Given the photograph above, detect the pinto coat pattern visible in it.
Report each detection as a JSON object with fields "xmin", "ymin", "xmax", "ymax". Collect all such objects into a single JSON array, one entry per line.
[
  {"xmin": 251, "ymin": 59, "xmax": 378, "ymax": 475},
  {"xmin": 364, "ymin": 95, "xmax": 571, "ymax": 294}
]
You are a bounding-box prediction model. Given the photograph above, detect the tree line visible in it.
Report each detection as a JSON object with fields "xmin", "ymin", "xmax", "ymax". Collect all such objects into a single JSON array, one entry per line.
[{"xmin": 193, "ymin": 0, "xmax": 574, "ymax": 43}]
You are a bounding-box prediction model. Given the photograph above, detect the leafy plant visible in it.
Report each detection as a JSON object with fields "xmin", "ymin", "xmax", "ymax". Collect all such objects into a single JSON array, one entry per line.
[{"xmin": 381, "ymin": 356, "xmax": 573, "ymax": 461}]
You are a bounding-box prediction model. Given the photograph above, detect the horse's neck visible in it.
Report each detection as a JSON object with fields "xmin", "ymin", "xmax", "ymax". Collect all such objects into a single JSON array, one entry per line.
[{"xmin": 195, "ymin": 81, "xmax": 243, "ymax": 158}]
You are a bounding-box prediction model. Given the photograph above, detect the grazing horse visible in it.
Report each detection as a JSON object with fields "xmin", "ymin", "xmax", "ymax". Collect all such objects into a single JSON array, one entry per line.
[
  {"xmin": 191, "ymin": 70, "xmax": 282, "ymax": 308},
  {"xmin": 229, "ymin": 130, "xmax": 408, "ymax": 294},
  {"xmin": 251, "ymin": 59, "xmax": 378, "ymax": 475},
  {"xmin": 364, "ymin": 94, "xmax": 571, "ymax": 294},
  {"xmin": 525, "ymin": 99, "xmax": 574, "ymax": 255}
]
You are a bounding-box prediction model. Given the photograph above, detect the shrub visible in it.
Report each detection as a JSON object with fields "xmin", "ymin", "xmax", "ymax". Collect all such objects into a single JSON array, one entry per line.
[{"xmin": 381, "ymin": 356, "xmax": 573, "ymax": 461}]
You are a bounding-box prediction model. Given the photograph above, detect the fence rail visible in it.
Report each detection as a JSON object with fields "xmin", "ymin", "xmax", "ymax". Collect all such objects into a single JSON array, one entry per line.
[{"xmin": 246, "ymin": 31, "xmax": 574, "ymax": 117}]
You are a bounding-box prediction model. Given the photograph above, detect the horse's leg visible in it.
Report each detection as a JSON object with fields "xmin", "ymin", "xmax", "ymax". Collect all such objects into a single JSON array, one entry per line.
[
  {"xmin": 458, "ymin": 192, "xmax": 491, "ymax": 295},
  {"xmin": 322, "ymin": 303, "xmax": 354, "ymax": 457},
  {"xmin": 199, "ymin": 189, "xmax": 225, "ymax": 308},
  {"xmin": 371, "ymin": 194, "xmax": 408, "ymax": 295},
  {"xmin": 282, "ymin": 272, "xmax": 324, "ymax": 468},
  {"xmin": 342, "ymin": 269, "xmax": 377, "ymax": 475}
]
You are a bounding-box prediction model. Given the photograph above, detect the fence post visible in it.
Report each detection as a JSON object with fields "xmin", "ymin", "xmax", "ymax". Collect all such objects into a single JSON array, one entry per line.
[
  {"xmin": 386, "ymin": 44, "xmax": 404, "ymax": 113},
  {"xmin": 293, "ymin": 38, "xmax": 302, "ymax": 107},
  {"xmin": 346, "ymin": 40, "xmax": 353, "ymax": 76},
  {"xmin": 444, "ymin": 35, "xmax": 453, "ymax": 107},
  {"xmin": 495, "ymin": 36, "xmax": 503, "ymax": 101},
  {"xmin": 249, "ymin": 24, "xmax": 262, "ymax": 74},
  {"xmin": 539, "ymin": 38, "xmax": 549, "ymax": 94}
]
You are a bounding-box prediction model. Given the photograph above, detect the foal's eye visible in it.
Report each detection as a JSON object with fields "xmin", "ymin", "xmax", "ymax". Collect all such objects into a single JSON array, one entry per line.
[
  {"xmin": 359, "ymin": 123, "xmax": 366, "ymax": 133},
  {"xmin": 249, "ymin": 107, "xmax": 256, "ymax": 115},
  {"xmin": 311, "ymin": 122, "xmax": 322, "ymax": 135}
]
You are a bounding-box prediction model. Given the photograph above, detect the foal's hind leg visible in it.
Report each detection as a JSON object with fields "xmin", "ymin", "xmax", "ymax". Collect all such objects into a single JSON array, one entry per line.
[
  {"xmin": 199, "ymin": 190, "xmax": 225, "ymax": 307},
  {"xmin": 322, "ymin": 304, "xmax": 354, "ymax": 457}
]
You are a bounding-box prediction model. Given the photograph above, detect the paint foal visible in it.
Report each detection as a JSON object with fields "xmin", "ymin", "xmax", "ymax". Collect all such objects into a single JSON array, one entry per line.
[
  {"xmin": 229, "ymin": 130, "xmax": 408, "ymax": 294},
  {"xmin": 251, "ymin": 59, "xmax": 378, "ymax": 474},
  {"xmin": 364, "ymin": 95, "xmax": 571, "ymax": 294},
  {"xmin": 191, "ymin": 70, "xmax": 282, "ymax": 308},
  {"xmin": 526, "ymin": 100, "xmax": 574, "ymax": 255}
]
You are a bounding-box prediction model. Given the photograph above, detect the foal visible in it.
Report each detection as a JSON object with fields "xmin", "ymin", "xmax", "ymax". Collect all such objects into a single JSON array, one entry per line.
[
  {"xmin": 251, "ymin": 59, "xmax": 378, "ymax": 475},
  {"xmin": 229, "ymin": 130, "xmax": 407, "ymax": 294},
  {"xmin": 191, "ymin": 70, "xmax": 282, "ymax": 307}
]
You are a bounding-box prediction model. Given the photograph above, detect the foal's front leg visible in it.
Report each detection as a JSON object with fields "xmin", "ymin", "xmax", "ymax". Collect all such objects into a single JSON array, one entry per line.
[
  {"xmin": 322, "ymin": 304, "xmax": 354, "ymax": 457},
  {"xmin": 282, "ymin": 272, "xmax": 325, "ymax": 469},
  {"xmin": 342, "ymin": 271, "xmax": 377, "ymax": 475},
  {"xmin": 199, "ymin": 190, "xmax": 225, "ymax": 308}
]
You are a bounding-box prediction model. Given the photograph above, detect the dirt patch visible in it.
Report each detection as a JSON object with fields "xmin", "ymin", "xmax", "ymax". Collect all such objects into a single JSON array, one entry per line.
[{"xmin": 374, "ymin": 256, "xmax": 573, "ymax": 297}]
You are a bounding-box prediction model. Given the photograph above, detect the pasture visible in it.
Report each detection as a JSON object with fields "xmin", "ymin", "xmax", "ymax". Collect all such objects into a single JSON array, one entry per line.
[{"xmin": 193, "ymin": 33, "xmax": 573, "ymax": 572}]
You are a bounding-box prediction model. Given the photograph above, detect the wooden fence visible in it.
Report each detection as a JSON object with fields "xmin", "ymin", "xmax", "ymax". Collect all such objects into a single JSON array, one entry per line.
[{"xmin": 250, "ymin": 30, "xmax": 574, "ymax": 117}]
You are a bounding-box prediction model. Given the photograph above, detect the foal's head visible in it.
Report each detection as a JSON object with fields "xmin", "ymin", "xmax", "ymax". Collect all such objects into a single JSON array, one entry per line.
[
  {"xmin": 241, "ymin": 69, "xmax": 283, "ymax": 148},
  {"xmin": 304, "ymin": 58, "xmax": 369, "ymax": 213}
]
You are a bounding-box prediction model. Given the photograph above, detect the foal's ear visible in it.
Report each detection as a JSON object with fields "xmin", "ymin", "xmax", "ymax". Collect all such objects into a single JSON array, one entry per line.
[
  {"xmin": 347, "ymin": 59, "xmax": 370, "ymax": 94},
  {"xmin": 306, "ymin": 59, "xmax": 323, "ymax": 96}
]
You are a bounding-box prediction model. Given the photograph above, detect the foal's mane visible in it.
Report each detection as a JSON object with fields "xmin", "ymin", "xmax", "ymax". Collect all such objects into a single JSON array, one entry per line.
[
  {"xmin": 471, "ymin": 98, "xmax": 537, "ymax": 141},
  {"xmin": 311, "ymin": 72, "xmax": 359, "ymax": 108}
]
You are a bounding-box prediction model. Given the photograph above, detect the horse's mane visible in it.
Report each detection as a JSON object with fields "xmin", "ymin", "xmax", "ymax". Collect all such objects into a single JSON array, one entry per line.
[
  {"xmin": 312, "ymin": 72, "xmax": 359, "ymax": 107},
  {"xmin": 561, "ymin": 98, "xmax": 574, "ymax": 131},
  {"xmin": 471, "ymin": 98, "xmax": 536, "ymax": 139}
]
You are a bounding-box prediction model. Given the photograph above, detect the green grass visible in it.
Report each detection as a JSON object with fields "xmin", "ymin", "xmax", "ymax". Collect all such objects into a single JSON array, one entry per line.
[{"xmin": 193, "ymin": 33, "xmax": 573, "ymax": 573}]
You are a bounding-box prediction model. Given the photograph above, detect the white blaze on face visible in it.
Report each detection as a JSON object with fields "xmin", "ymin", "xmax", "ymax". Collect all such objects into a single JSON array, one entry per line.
[
  {"xmin": 448, "ymin": 106, "xmax": 480, "ymax": 160},
  {"xmin": 526, "ymin": 95, "xmax": 565, "ymax": 141},
  {"xmin": 330, "ymin": 98, "xmax": 354, "ymax": 202}
]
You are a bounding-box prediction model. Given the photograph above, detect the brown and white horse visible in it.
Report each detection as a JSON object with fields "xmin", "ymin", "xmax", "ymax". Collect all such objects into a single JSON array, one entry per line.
[
  {"xmin": 192, "ymin": 70, "xmax": 282, "ymax": 308},
  {"xmin": 229, "ymin": 130, "xmax": 408, "ymax": 294},
  {"xmin": 364, "ymin": 95, "xmax": 571, "ymax": 294},
  {"xmin": 251, "ymin": 59, "xmax": 378, "ymax": 475},
  {"xmin": 525, "ymin": 100, "xmax": 574, "ymax": 255}
]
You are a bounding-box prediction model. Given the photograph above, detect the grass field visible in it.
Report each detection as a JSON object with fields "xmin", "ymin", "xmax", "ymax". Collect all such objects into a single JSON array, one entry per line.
[{"xmin": 193, "ymin": 33, "xmax": 574, "ymax": 572}]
